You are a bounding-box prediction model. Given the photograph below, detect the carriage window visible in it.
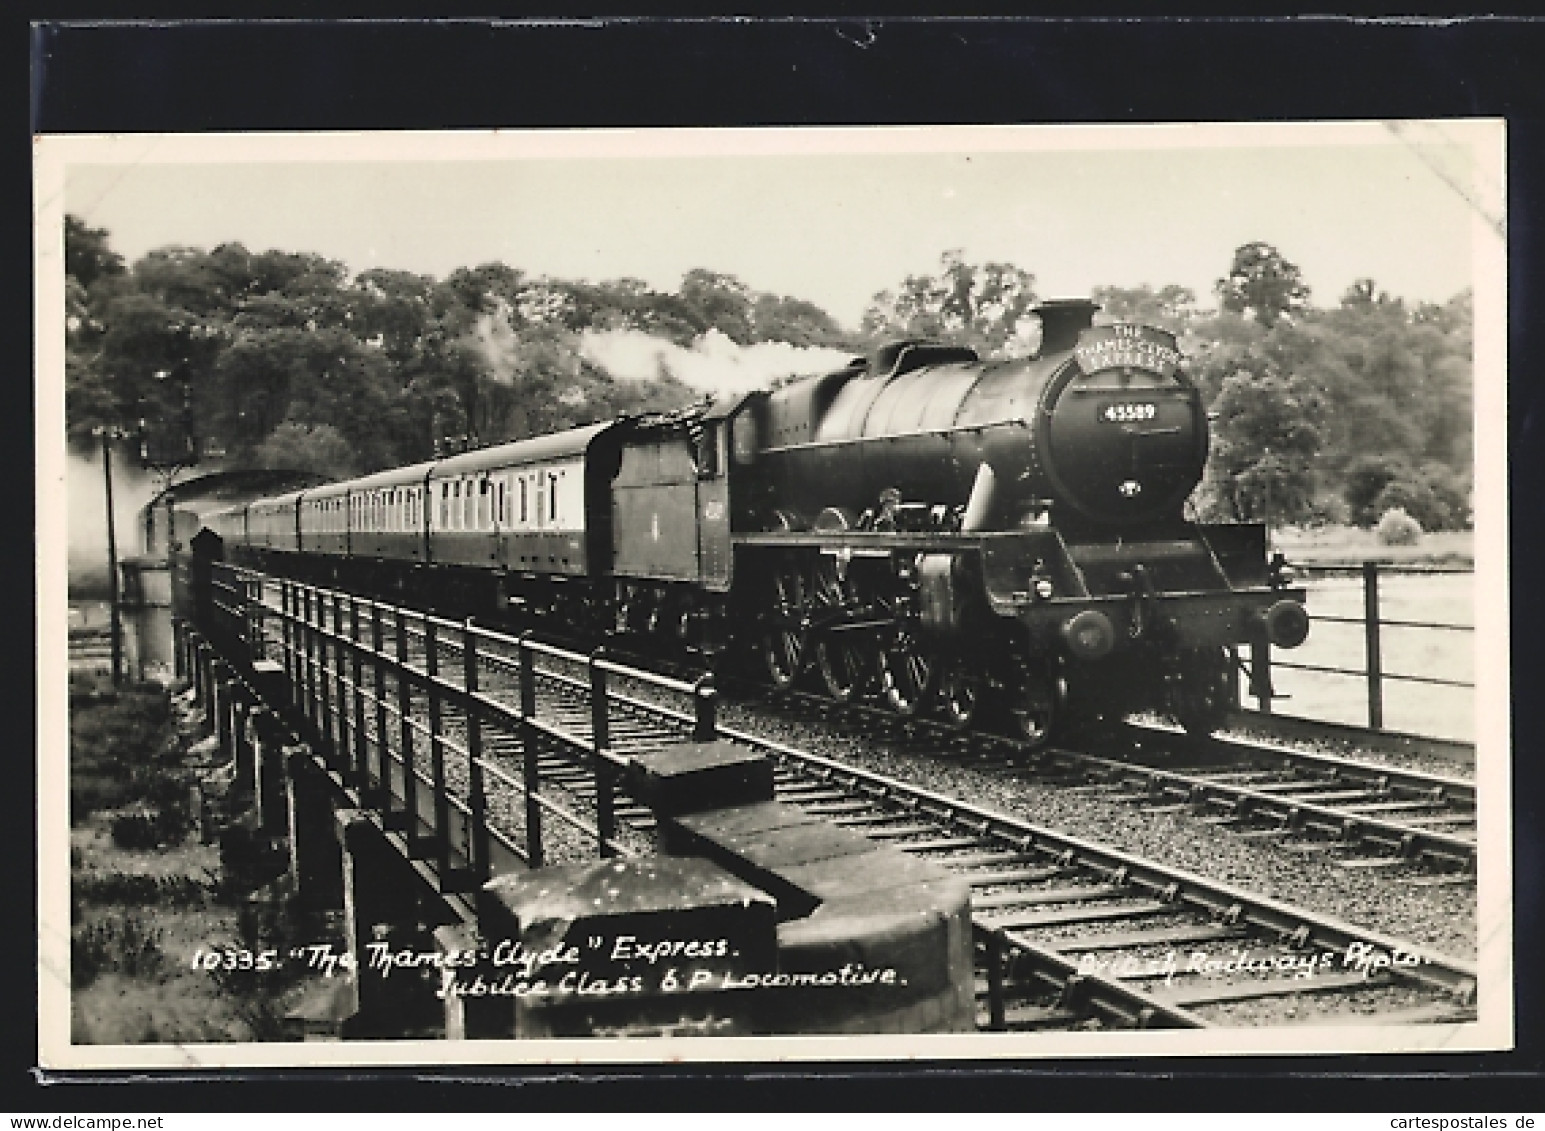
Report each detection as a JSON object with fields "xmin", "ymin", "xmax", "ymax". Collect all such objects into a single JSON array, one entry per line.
[
  {"xmin": 549, "ymin": 472, "xmax": 559, "ymax": 522},
  {"xmin": 520, "ymin": 478, "xmax": 528, "ymax": 524},
  {"xmin": 440, "ymin": 483, "xmax": 449, "ymax": 529},
  {"xmin": 497, "ymin": 480, "xmax": 506, "ymax": 525},
  {"xmin": 478, "ymin": 479, "xmax": 490, "ymax": 528}
]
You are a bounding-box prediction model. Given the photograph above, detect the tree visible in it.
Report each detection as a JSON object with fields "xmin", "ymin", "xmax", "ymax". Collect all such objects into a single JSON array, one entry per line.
[
  {"xmin": 1090, "ymin": 284, "xmax": 1197, "ymax": 332},
  {"xmin": 65, "ymin": 215, "xmax": 126, "ymax": 291},
  {"xmin": 678, "ymin": 269, "xmax": 755, "ymax": 345},
  {"xmin": 750, "ymin": 293, "xmax": 853, "ymax": 349},
  {"xmin": 251, "ymin": 422, "xmax": 358, "ymax": 479},
  {"xmin": 1206, "ymin": 354, "xmax": 1328, "ymax": 526},
  {"xmin": 1215, "ymin": 242, "xmax": 1310, "ymax": 328},
  {"xmin": 861, "ymin": 250, "xmax": 1038, "ymax": 357}
]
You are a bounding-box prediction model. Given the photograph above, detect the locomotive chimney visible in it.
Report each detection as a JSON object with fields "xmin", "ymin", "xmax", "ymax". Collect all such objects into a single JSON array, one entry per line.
[{"xmin": 1033, "ymin": 299, "xmax": 1102, "ymax": 355}]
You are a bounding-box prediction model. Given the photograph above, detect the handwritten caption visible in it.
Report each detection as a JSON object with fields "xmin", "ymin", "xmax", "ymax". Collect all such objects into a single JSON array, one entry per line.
[
  {"xmin": 189, "ymin": 934, "xmax": 904, "ymax": 1000},
  {"xmin": 1074, "ymin": 941, "xmax": 1429, "ymax": 984}
]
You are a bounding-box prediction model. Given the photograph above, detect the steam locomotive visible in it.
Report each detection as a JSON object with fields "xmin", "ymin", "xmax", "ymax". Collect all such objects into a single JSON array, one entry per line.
[{"xmin": 205, "ymin": 299, "xmax": 1308, "ymax": 747}]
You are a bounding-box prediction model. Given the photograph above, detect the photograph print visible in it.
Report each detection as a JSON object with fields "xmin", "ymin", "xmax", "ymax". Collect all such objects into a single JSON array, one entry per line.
[{"xmin": 35, "ymin": 120, "xmax": 1509, "ymax": 1068}]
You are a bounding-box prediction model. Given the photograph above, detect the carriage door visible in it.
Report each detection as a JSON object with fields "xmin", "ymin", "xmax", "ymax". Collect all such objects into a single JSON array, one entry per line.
[{"xmin": 695, "ymin": 421, "xmax": 731, "ymax": 590}]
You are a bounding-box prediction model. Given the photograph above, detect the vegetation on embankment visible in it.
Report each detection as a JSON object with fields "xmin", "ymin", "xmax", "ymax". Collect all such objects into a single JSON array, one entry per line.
[{"xmin": 68, "ymin": 673, "xmax": 333, "ymax": 1044}]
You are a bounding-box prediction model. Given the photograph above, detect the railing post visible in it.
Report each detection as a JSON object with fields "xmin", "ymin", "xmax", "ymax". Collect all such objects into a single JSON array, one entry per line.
[
  {"xmin": 395, "ymin": 608, "xmax": 417, "ymax": 844},
  {"xmin": 253, "ymin": 575, "xmax": 268, "ymax": 663},
  {"xmin": 280, "ymin": 582, "xmax": 294, "ymax": 693},
  {"xmin": 316, "ymin": 596, "xmax": 335, "ymax": 763},
  {"xmin": 425, "ymin": 618, "xmax": 451, "ymax": 881},
  {"xmin": 372, "ymin": 603, "xmax": 389, "ymax": 815},
  {"xmin": 692, "ymin": 673, "xmax": 717, "ymax": 741},
  {"xmin": 589, "ymin": 649, "xmax": 616, "ymax": 859},
  {"xmin": 350, "ymin": 597, "xmax": 367, "ymax": 791},
  {"xmin": 331, "ymin": 593, "xmax": 347, "ymax": 771},
  {"xmin": 172, "ymin": 617, "xmax": 185, "ymax": 682},
  {"xmin": 519, "ymin": 634, "xmax": 543, "ymax": 868},
  {"xmin": 244, "ymin": 574, "xmax": 260, "ymax": 664},
  {"xmin": 1364, "ymin": 560, "xmax": 1384, "ymax": 731},
  {"xmin": 463, "ymin": 621, "xmax": 490, "ymax": 883},
  {"xmin": 303, "ymin": 586, "xmax": 319, "ymax": 740}
]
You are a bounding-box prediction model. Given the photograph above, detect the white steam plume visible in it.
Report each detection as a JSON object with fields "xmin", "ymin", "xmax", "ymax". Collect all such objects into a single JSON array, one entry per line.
[
  {"xmin": 68, "ymin": 446, "xmax": 161, "ymax": 591},
  {"xmin": 580, "ymin": 328, "xmax": 854, "ymax": 395}
]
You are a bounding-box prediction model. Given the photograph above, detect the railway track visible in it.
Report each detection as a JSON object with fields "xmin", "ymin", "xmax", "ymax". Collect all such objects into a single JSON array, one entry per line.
[
  {"xmin": 521, "ymin": 658, "xmax": 1478, "ymax": 1028},
  {"xmin": 250, "ymin": 582, "xmax": 1474, "ymax": 1033},
  {"xmin": 719, "ymin": 679, "xmax": 1478, "ymax": 872}
]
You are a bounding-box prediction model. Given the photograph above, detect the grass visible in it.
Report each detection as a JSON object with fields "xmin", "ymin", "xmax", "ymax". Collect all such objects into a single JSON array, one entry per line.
[{"xmin": 68, "ymin": 677, "xmax": 336, "ymax": 1045}]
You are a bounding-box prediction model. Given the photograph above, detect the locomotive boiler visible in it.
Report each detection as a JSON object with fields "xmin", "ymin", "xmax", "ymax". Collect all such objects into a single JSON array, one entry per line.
[{"xmin": 204, "ymin": 298, "xmax": 1308, "ymax": 748}]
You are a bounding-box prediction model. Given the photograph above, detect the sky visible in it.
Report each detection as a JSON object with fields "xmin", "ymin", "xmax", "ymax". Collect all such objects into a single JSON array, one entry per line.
[{"xmin": 56, "ymin": 121, "xmax": 1499, "ymax": 331}]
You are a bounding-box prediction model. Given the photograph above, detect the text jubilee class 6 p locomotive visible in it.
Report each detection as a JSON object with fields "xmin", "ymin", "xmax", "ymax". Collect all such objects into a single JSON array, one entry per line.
[{"xmin": 206, "ymin": 298, "xmax": 1309, "ymax": 747}]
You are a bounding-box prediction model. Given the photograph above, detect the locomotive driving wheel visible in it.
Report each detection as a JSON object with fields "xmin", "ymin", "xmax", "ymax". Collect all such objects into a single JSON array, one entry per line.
[
  {"xmin": 811, "ymin": 558, "xmax": 872, "ymax": 703},
  {"xmin": 933, "ymin": 656, "xmax": 984, "ymax": 731},
  {"xmin": 1168, "ymin": 646, "xmax": 1238, "ymax": 737},
  {"xmin": 762, "ymin": 561, "xmax": 810, "ymax": 690},
  {"xmin": 816, "ymin": 635, "xmax": 872, "ymax": 703},
  {"xmin": 1009, "ymin": 656, "xmax": 1067, "ymax": 750},
  {"xmin": 879, "ymin": 630, "xmax": 938, "ymax": 718}
]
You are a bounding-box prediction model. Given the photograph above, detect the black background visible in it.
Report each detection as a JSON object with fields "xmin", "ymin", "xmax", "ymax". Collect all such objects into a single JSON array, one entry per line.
[{"xmin": 18, "ymin": 14, "xmax": 1544, "ymax": 1112}]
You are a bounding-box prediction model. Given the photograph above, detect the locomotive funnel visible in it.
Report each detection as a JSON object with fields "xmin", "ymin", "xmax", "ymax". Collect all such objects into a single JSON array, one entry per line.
[{"xmin": 1034, "ymin": 299, "xmax": 1102, "ymax": 354}]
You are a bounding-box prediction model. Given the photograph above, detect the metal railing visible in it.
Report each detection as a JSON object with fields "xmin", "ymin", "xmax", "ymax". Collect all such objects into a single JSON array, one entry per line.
[
  {"xmin": 1251, "ymin": 560, "xmax": 1473, "ymax": 733},
  {"xmin": 207, "ymin": 563, "xmax": 717, "ymax": 886}
]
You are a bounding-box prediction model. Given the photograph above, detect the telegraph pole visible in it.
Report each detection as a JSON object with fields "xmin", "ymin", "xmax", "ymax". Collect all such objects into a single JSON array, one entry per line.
[{"xmin": 97, "ymin": 427, "xmax": 123, "ymax": 685}]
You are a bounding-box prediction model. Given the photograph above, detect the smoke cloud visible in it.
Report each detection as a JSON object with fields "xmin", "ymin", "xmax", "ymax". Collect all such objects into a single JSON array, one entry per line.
[
  {"xmin": 580, "ymin": 328, "xmax": 854, "ymax": 395},
  {"xmin": 68, "ymin": 445, "xmax": 161, "ymax": 592}
]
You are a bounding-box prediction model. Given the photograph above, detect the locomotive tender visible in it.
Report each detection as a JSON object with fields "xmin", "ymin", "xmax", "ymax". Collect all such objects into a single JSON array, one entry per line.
[{"xmin": 206, "ymin": 299, "xmax": 1308, "ymax": 747}]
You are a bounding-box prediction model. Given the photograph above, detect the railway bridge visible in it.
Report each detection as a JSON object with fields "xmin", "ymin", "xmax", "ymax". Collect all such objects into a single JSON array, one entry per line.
[{"xmin": 175, "ymin": 552, "xmax": 977, "ymax": 1040}]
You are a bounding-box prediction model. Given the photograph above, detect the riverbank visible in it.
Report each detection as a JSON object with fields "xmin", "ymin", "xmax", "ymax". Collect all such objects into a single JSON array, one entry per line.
[{"xmin": 1272, "ymin": 526, "xmax": 1474, "ymax": 570}]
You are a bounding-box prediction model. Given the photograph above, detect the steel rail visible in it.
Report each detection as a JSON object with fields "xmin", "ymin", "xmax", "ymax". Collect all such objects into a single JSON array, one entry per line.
[
  {"xmin": 1124, "ymin": 720, "xmax": 1475, "ymax": 807},
  {"xmin": 1061, "ymin": 752, "xmax": 1475, "ymax": 868}
]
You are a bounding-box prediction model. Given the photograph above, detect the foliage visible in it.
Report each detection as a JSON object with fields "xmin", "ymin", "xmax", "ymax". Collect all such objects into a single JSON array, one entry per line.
[
  {"xmin": 1090, "ymin": 283, "xmax": 1197, "ymax": 332},
  {"xmin": 74, "ymin": 870, "xmax": 210, "ymax": 908},
  {"xmin": 72, "ymin": 912, "xmax": 165, "ymax": 988},
  {"xmin": 1376, "ymin": 507, "xmax": 1423, "ymax": 545},
  {"xmin": 860, "ymin": 249, "xmax": 1039, "ymax": 357},
  {"xmin": 1343, "ymin": 453, "xmax": 1470, "ymax": 531},
  {"xmin": 64, "ymin": 220, "xmax": 1472, "ymax": 530},
  {"xmin": 1196, "ymin": 337, "xmax": 1328, "ymax": 526},
  {"xmin": 110, "ymin": 805, "xmax": 193, "ymax": 850},
  {"xmin": 251, "ymin": 422, "xmax": 359, "ymax": 480},
  {"xmin": 69, "ymin": 680, "xmax": 190, "ymax": 826},
  {"xmin": 1215, "ymin": 241, "xmax": 1310, "ymax": 327},
  {"xmin": 216, "ymin": 817, "xmax": 289, "ymax": 898}
]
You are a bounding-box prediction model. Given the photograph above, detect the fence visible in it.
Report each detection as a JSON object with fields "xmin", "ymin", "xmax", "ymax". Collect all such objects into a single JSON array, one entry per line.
[
  {"xmin": 201, "ymin": 562, "xmax": 718, "ymax": 886},
  {"xmin": 1249, "ymin": 560, "xmax": 1473, "ymax": 734}
]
